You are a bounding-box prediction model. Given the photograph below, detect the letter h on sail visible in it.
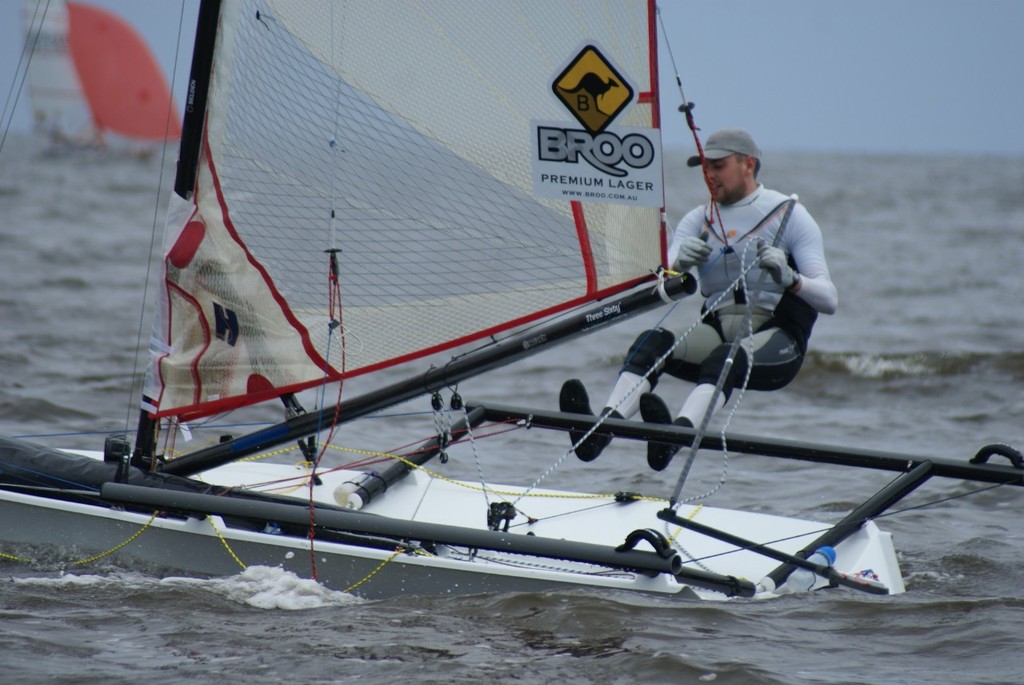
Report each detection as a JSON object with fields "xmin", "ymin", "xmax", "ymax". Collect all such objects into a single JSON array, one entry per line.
[{"xmin": 213, "ymin": 302, "xmax": 239, "ymax": 346}]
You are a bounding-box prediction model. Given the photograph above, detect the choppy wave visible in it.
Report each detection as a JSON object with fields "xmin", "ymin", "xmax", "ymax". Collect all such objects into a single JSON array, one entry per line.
[
  {"xmin": 803, "ymin": 349, "xmax": 1024, "ymax": 380},
  {"xmin": 4, "ymin": 137, "xmax": 1024, "ymax": 684}
]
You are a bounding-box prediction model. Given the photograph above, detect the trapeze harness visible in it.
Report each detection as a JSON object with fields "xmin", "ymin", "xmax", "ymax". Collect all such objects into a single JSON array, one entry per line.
[{"xmin": 625, "ymin": 194, "xmax": 820, "ymax": 396}]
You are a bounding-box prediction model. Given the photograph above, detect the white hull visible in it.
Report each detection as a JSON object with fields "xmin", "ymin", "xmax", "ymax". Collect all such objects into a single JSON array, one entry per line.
[{"xmin": 0, "ymin": 449, "xmax": 904, "ymax": 600}]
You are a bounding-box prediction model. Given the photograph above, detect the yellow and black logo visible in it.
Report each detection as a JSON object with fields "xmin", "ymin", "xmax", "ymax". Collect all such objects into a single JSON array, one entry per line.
[{"xmin": 552, "ymin": 45, "xmax": 634, "ymax": 135}]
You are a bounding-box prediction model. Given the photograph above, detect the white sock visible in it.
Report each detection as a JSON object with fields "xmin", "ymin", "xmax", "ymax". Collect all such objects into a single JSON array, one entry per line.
[
  {"xmin": 604, "ymin": 371, "xmax": 649, "ymax": 419},
  {"xmin": 678, "ymin": 383, "xmax": 725, "ymax": 426}
]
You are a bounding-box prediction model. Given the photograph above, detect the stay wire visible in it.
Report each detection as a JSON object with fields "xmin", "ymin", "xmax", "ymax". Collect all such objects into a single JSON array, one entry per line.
[
  {"xmin": 0, "ymin": 0, "xmax": 50, "ymax": 154},
  {"xmin": 655, "ymin": 6, "xmax": 724, "ymax": 241},
  {"xmin": 123, "ymin": 1, "xmax": 191, "ymax": 446},
  {"xmin": 312, "ymin": 1, "xmax": 347, "ymax": 474},
  {"xmin": 872, "ymin": 480, "xmax": 1012, "ymax": 520},
  {"xmin": 308, "ymin": 73, "xmax": 348, "ymax": 579}
]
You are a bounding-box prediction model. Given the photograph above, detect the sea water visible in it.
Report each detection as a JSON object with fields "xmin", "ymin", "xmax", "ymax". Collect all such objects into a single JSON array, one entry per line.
[{"xmin": 2, "ymin": 132, "xmax": 1024, "ymax": 684}]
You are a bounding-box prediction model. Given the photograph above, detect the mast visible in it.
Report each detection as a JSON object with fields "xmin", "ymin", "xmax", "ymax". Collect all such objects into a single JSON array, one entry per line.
[
  {"xmin": 132, "ymin": 0, "xmax": 221, "ymax": 467},
  {"xmin": 174, "ymin": 0, "xmax": 221, "ymax": 201}
]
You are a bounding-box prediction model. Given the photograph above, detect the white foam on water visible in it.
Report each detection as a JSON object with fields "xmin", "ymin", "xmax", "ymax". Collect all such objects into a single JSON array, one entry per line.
[
  {"xmin": 10, "ymin": 566, "xmax": 361, "ymax": 610},
  {"xmin": 12, "ymin": 571, "xmax": 137, "ymax": 588},
  {"xmin": 835, "ymin": 352, "xmax": 932, "ymax": 379},
  {"xmin": 160, "ymin": 565, "xmax": 363, "ymax": 610}
]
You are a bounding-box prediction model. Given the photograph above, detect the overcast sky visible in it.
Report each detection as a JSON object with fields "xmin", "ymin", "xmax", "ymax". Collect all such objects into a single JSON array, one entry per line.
[{"xmin": 3, "ymin": 0, "xmax": 1021, "ymax": 156}]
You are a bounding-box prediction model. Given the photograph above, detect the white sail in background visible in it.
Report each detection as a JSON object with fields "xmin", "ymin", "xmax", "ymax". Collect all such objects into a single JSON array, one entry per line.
[
  {"xmin": 21, "ymin": 1, "xmax": 91, "ymax": 143},
  {"xmin": 21, "ymin": 0, "xmax": 181, "ymax": 149},
  {"xmin": 147, "ymin": 0, "xmax": 664, "ymax": 420}
]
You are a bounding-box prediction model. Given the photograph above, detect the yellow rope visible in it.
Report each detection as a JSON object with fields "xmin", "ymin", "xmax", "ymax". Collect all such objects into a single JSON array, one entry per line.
[
  {"xmin": 342, "ymin": 546, "xmax": 404, "ymax": 592},
  {"xmin": 325, "ymin": 443, "xmax": 671, "ymax": 503},
  {"xmin": 151, "ymin": 429, "xmax": 688, "ymax": 592},
  {"xmin": 70, "ymin": 511, "xmax": 159, "ymax": 566},
  {"xmin": 163, "ymin": 438, "xmax": 300, "ymax": 463},
  {"xmin": 0, "ymin": 430, "xmax": 691, "ymax": 593},
  {"xmin": 335, "ymin": 504, "xmax": 701, "ymax": 594},
  {"xmin": 1, "ymin": 550, "xmax": 32, "ymax": 563},
  {"xmin": 166, "ymin": 431, "xmax": 663, "ymax": 504},
  {"xmin": 205, "ymin": 515, "xmax": 248, "ymax": 570},
  {"xmin": 665, "ymin": 503, "xmax": 702, "ymax": 543},
  {"xmin": 1, "ymin": 508, "xmax": 251, "ymax": 572}
]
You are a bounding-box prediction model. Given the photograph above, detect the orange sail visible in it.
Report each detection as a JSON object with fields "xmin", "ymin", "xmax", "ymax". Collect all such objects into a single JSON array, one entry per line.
[{"xmin": 66, "ymin": 1, "xmax": 180, "ymax": 141}]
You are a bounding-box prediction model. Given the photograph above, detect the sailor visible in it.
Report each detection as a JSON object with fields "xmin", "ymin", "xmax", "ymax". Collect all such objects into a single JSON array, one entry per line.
[{"xmin": 561, "ymin": 128, "xmax": 838, "ymax": 470}]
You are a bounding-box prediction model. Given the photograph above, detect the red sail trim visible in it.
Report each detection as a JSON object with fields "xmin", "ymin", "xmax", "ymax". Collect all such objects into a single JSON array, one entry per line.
[
  {"xmin": 66, "ymin": 1, "xmax": 181, "ymax": 141},
  {"xmin": 645, "ymin": 0, "xmax": 659, "ymax": 125},
  {"xmin": 151, "ymin": 281, "xmax": 211, "ymax": 417},
  {"xmin": 644, "ymin": 0, "xmax": 668, "ymax": 266},
  {"xmin": 159, "ymin": 130, "xmax": 656, "ymax": 421},
  {"xmin": 149, "ymin": 1, "xmax": 668, "ymax": 423},
  {"xmin": 151, "ymin": 137, "xmax": 339, "ymax": 420},
  {"xmin": 205, "ymin": 139, "xmax": 336, "ymax": 377},
  {"xmin": 643, "ymin": 0, "xmax": 659, "ymax": 127},
  {"xmin": 149, "ymin": 204, "xmax": 201, "ymax": 416},
  {"xmin": 572, "ymin": 201, "xmax": 599, "ymax": 295},
  {"xmin": 636, "ymin": 84, "xmax": 668, "ymax": 266},
  {"xmin": 166, "ymin": 380, "xmax": 331, "ymax": 423},
  {"xmin": 162, "ymin": 273, "xmax": 655, "ymax": 423}
]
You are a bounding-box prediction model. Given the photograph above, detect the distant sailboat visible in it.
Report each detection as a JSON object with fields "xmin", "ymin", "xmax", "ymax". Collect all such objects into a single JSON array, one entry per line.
[{"xmin": 21, "ymin": 0, "xmax": 180, "ymax": 152}]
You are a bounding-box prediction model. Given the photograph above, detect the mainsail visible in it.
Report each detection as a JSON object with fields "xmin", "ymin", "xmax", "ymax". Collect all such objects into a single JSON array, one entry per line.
[
  {"xmin": 147, "ymin": 0, "xmax": 665, "ymax": 421},
  {"xmin": 21, "ymin": 1, "xmax": 181, "ymax": 145}
]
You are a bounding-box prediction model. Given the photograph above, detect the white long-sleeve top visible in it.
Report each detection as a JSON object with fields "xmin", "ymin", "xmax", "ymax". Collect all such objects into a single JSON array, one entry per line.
[{"xmin": 668, "ymin": 185, "xmax": 838, "ymax": 315}]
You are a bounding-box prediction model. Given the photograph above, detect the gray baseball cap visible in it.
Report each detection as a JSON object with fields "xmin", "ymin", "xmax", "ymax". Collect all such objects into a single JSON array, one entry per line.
[{"xmin": 686, "ymin": 128, "xmax": 762, "ymax": 167}]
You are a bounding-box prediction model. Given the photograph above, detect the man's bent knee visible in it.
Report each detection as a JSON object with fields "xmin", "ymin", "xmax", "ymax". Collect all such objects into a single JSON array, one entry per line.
[
  {"xmin": 622, "ymin": 328, "xmax": 676, "ymax": 383},
  {"xmin": 697, "ymin": 345, "xmax": 750, "ymax": 398}
]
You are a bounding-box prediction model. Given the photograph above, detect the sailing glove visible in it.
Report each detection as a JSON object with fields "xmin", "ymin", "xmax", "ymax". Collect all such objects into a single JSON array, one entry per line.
[
  {"xmin": 674, "ymin": 235, "xmax": 712, "ymax": 270},
  {"xmin": 756, "ymin": 239, "xmax": 799, "ymax": 289}
]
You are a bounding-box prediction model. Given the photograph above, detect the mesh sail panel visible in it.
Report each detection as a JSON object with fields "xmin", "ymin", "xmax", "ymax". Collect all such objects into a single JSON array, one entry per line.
[{"xmin": 147, "ymin": 0, "xmax": 661, "ymax": 419}]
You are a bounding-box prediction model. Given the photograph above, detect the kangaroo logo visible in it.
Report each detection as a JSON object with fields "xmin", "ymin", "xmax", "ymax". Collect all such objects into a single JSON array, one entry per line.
[{"xmin": 552, "ymin": 45, "xmax": 634, "ymax": 134}]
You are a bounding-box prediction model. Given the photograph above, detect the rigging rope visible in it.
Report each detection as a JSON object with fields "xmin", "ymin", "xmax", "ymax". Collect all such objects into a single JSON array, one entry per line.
[
  {"xmin": 655, "ymin": 6, "xmax": 724, "ymax": 240},
  {"xmin": 669, "ymin": 200, "xmax": 797, "ymax": 506},
  {"xmin": 532, "ymin": 198, "xmax": 794, "ymax": 514},
  {"xmin": 304, "ymin": 2, "xmax": 348, "ymax": 581},
  {"xmin": 306, "ymin": 247, "xmax": 347, "ymax": 581}
]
